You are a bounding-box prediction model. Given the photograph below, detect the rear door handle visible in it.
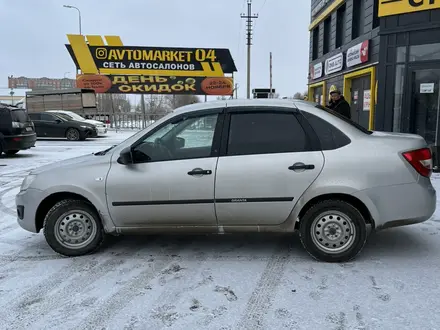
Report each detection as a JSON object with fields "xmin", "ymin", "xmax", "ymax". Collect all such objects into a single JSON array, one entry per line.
[
  {"xmin": 188, "ymin": 168, "xmax": 212, "ymax": 176},
  {"xmin": 288, "ymin": 163, "xmax": 315, "ymax": 171}
]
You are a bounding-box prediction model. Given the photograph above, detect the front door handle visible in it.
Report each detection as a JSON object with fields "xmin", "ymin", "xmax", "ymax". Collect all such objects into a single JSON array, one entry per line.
[
  {"xmin": 288, "ymin": 163, "xmax": 315, "ymax": 171},
  {"xmin": 188, "ymin": 168, "xmax": 212, "ymax": 176}
]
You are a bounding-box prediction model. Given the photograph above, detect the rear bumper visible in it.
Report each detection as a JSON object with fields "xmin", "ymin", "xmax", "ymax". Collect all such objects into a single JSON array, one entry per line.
[
  {"xmin": 353, "ymin": 179, "xmax": 436, "ymax": 230},
  {"xmin": 3, "ymin": 133, "xmax": 36, "ymax": 151}
]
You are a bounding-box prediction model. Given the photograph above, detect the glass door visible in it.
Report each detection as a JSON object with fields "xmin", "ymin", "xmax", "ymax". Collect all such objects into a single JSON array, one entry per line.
[{"xmin": 406, "ymin": 65, "xmax": 440, "ymax": 146}]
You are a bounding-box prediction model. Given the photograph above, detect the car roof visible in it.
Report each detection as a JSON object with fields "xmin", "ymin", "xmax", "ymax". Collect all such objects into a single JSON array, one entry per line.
[{"xmin": 173, "ymin": 98, "xmax": 305, "ymax": 115}]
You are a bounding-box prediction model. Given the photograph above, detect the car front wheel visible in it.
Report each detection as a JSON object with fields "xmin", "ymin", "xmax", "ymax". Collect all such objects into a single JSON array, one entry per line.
[
  {"xmin": 43, "ymin": 199, "xmax": 105, "ymax": 257},
  {"xmin": 299, "ymin": 200, "xmax": 368, "ymax": 263},
  {"xmin": 66, "ymin": 128, "xmax": 80, "ymax": 141}
]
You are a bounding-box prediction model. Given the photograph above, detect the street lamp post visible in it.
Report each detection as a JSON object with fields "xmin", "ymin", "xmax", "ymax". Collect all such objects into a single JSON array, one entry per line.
[{"xmin": 63, "ymin": 5, "xmax": 82, "ymax": 35}]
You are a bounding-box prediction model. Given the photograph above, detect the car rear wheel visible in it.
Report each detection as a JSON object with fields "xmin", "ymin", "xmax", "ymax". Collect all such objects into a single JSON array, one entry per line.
[
  {"xmin": 43, "ymin": 199, "xmax": 105, "ymax": 257},
  {"xmin": 5, "ymin": 150, "xmax": 19, "ymax": 155},
  {"xmin": 299, "ymin": 200, "xmax": 368, "ymax": 263},
  {"xmin": 66, "ymin": 128, "xmax": 80, "ymax": 141}
]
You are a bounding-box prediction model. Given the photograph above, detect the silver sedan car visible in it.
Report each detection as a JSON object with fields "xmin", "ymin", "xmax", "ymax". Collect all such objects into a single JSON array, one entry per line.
[{"xmin": 15, "ymin": 99, "xmax": 436, "ymax": 262}]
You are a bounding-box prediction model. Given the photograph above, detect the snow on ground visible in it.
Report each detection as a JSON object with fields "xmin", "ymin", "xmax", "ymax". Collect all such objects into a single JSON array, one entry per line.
[{"xmin": 1, "ymin": 131, "xmax": 440, "ymax": 330}]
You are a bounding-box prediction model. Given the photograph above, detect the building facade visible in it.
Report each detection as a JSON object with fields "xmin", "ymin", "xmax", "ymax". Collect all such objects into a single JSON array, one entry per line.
[{"xmin": 308, "ymin": 0, "xmax": 440, "ymax": 147}]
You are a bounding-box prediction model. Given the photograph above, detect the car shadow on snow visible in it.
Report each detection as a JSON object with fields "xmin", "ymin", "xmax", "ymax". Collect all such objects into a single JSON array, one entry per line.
[{"xmin": 6, "ymin": 227, "xmax": 437, "ymax": 263}]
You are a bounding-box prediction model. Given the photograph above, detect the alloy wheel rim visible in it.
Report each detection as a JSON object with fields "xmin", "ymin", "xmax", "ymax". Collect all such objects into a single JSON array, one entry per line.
[
  {"xmin": 54, "ymin": 210, "xmax": 97, "ymax": 249},
  {"xmin": 67, "ymin": 129, "xmax": 79, "ymax": 140},
  {"xmin": 310, "ymin": 210, "xmax": 356, "ymax": 254}
]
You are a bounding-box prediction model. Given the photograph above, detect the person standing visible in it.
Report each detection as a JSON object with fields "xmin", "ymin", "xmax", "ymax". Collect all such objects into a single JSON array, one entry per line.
[{"xmin": 328, "ymin": 90, "xmax": 351, "ymax": 119}]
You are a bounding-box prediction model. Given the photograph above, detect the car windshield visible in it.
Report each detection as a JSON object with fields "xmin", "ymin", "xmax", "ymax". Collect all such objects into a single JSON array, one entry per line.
[
  {"xmin": 315, "ymin": 104, "xmax": 373, "ymax": 135},
  {"xmin": 55, "ymin": 113, "xmax": 73, "ymax": 121},
  {"xmin": 11, "ymin": 109, "xmax": 30, "ymax": 122},
  {"xmin": 64, "ymin": 112, "xmax": 86, "ymax": 121}
]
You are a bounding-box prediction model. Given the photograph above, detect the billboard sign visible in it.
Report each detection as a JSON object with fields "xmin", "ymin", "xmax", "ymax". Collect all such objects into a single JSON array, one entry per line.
[
  {"xmin": 76, "ymin": 74, "xmax": 234, "ymax": 96},
  {"xmin": 66, "ymin": 35, "xmax": 237, "ymax": 77},
  {"xmin": 378, "ymin": 0, "xmax": 440, "ymax": 17}
]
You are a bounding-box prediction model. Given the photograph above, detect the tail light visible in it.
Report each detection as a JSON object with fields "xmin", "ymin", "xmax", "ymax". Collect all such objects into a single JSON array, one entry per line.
[{"xmin": 402, "ymin": 148, "xmax": 432, "ymax": 177}]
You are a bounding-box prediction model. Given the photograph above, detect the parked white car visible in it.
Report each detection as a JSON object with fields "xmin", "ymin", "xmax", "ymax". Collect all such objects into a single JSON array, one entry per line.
[{"xmin": 46, "ymin": 110, "xmax": 107, "ymax": 136}]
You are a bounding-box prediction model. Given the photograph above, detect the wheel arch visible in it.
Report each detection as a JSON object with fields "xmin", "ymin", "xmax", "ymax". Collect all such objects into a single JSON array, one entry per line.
[
  {"xmin": 35, "ymin": 192, "xmax": 101, "ymax": 233},
  {"xmin": 296, "ymin": 193, "xmax": 376, "ymax": 230}
]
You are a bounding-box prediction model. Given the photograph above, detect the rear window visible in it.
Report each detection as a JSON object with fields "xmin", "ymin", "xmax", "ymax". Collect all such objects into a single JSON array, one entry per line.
[
  {"xmin": 315, "ymin": 104, "xmax": 373, "ymax": 135},
  {"xmin": 11, "ymin": 109, "xmax": 30, "ymax": 123}
]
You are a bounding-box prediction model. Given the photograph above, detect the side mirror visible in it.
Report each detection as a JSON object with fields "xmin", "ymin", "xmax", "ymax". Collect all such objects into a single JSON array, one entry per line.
[
  {"xmin": 175, "ymin": 137, "xmax": 185, "ymax": 149},
  {"xmin": 55, "ymin": 119, "xmax": 62, "ymax": 124},
  {"xmin": 117, "ymin": 146, "xmax": 133, "ymax": 165}
]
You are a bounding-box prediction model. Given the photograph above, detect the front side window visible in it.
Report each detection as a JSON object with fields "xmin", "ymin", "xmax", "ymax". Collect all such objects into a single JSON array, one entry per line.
[
  {"xmin": 226, "ymin": 111, "xmax": 309, "ymax": 156},
  {"xmin": 133, "ymin": 113, "xmax": 219, "ymax": 163}
]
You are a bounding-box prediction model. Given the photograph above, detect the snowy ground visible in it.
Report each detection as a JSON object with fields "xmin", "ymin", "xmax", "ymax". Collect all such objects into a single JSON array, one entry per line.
[{"xmin": 1, "ymin": 131, "xmax": 440, "ymax": 330}]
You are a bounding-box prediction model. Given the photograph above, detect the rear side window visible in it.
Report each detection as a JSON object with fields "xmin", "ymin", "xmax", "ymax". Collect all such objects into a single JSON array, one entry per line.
[
  {"xmin": 302, "ymin": 111, "xmax": 351, "ymax": 150},
  {"xmin": 28, "ymin": 113, "xmax": 40, "ymax": 121},
  {"xmin": 227, "ymin": 112, "xmax": 309, "ymax": 156},
  {"xmin": 11, "ymin": 109, "xmax": 29, "ymax": 122}
]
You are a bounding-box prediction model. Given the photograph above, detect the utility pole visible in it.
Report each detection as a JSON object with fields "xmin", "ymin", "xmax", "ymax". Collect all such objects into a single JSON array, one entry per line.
[
  {"xmin": 269, "ymin": 52, "xmax": 273, "ymax": 98},
  {"xmin": 140, "ymin": 94, "xmax": 147, "ymax": 129},
  {"xmin": 241, "ymin": 0, "xmax": 258, "ymax": 99},
  {"xmin": 235, "ymin": 83, "xmax": 239, "ymax": 99}
]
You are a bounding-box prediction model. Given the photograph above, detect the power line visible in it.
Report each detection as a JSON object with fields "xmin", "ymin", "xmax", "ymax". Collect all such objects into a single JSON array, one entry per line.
[{"xmin": 240, "ymin": 0, "xmax": 258, "ymax": 99}]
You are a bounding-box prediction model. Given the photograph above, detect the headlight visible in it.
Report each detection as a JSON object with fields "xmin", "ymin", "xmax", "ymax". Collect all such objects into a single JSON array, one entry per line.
[
  {"xmin": 20, "ymin": 174, "xmax": 36, "ymax": 191},
  {"xmin": 80, "ymin": 125, "xmax": 91, "ymax": 129}
]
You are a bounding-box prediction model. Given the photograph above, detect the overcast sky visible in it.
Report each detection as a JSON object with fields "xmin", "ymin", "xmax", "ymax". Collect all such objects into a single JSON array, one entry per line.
[{"xmin": 0, "ymin": 0, "xmax": 311, "ymax": 99}]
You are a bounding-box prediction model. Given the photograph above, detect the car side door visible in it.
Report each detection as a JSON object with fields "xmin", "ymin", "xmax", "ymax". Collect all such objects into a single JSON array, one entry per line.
[
  {"xmin": 214, "ymin": 106, "xmax": 325, "ymax": 227},
  {"xmin": 105, "ymin": 108, "xmax": 224, "ymax": 230},
  {"xmin": 28, "ymin": 113, "xmax": 43, "ymax": 136},
  {"xmin": 39, "ymin": 113, "xmax": 63, "ymax": 137}
]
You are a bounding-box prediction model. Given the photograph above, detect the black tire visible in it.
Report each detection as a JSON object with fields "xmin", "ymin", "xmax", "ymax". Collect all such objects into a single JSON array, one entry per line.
[
  {"xmin": 299, "ymin": 199, "xmax": 368, "ymax": 263},
  {"xmin": 5, "ymin": 150, "xmax": 19, "ymax": 156},
  {"xmin": 66, "ymin": 128, "xmax": 80, "ymax": 141},
  {"xmin": 43, "ymin": 199, "xmax": 106, "ymax": 257}
]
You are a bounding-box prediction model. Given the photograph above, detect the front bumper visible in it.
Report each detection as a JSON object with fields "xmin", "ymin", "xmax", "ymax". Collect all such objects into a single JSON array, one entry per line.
[
  {"xmin": 83, "ymin": 127, "xmax": 98, "ymax": 138},
  {"xmin": 4, "ymin": 133, "xmax": 36, "ymax": 151},
  {"xmin": 15, "ymin": 188, "xmax": 44, "ymax": 233},
  {"xmin": 97, "ymin": 126, "xmax": 107, "ymax": 135}
]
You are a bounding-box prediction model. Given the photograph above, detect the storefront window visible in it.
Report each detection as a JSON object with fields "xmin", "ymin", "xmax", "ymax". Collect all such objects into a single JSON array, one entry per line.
[
  {"xmin": 396, "ymin": 47, "xmax": 407, "ymax": 63},
  {"xmin": 393, "ymin": 64, "xmax": 406, "ymax": 132},
  {"xmin": 409, "ymin": 43, "xmax": 440, "ymax": 62}
]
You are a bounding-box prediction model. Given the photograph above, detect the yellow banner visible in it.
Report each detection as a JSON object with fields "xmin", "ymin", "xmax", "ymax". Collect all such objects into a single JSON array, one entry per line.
[{"xmin": 379, "ymin": 0, "xmax": 440, "ymax": 17}]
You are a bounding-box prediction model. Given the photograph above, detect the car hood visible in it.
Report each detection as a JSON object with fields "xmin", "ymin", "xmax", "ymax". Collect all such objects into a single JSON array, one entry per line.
[
  {"xmin": 30, "ymin": 153, "xmax": 103, "ymax": 175},
  {"xmin": 85, "ymin": 119, "xmax": 104, "ymax": 126}
]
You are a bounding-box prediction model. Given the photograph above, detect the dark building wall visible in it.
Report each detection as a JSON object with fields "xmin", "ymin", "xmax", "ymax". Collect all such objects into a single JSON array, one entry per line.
[
  {"xmin": 308, "ymin": 0, "xmax": 380, "ymax": 93},
  {"xmin": 376, "ymin": 9, "xmax": 440, "ymax": 131}
]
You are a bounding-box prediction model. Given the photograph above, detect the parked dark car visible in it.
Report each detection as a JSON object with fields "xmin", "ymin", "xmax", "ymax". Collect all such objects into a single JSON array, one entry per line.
[
  {"xmin": 28, "ymin": 112, "xmax": 98, "ymax": 141},
  {"xmin": 0, "ymin": 104, "xmax": 36, "ymax": 156}
]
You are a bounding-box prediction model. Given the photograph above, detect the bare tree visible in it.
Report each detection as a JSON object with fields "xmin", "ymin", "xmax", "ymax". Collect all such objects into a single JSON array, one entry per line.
[{"xmin": 293, "ymin": 92, "xmax": 303, "ymax": 99}]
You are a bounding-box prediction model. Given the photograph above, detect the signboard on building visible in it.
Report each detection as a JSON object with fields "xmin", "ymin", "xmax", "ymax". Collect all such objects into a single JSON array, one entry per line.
[
  {"xmin": 346, "ymin": 40, "xmax": 369, "ymax": 68},
  {"xmin": 310, "ymin": 62, "xmax": 323, "ymax": 80},
  {"xmin": 420, "ymin": 83, "xmax": 435, "ymax": 93},
  {"xmin": 66, "ymin": 35, "xmax": 237, "ymax": 77},
  {"xmin": 8, "ymin": 76, "xmax": 76, "ymax": 90},
  {"xmin": 311, "ymin": 0, "xmax": 332, "ymax": 18},
  {"xmin": 76, "ymin": 74, "xmax": 234, "ymax": 96},
  {"xmin": 378, "ymin": 0, "xmax": 440, "ymax": 17},
  {"xmin": 363, "ymin": 90, "xmax": 371, "ymax": 111},
  {"xmin": 325, "ymin": 53, "xmax": 343, "ymax": 75}
]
